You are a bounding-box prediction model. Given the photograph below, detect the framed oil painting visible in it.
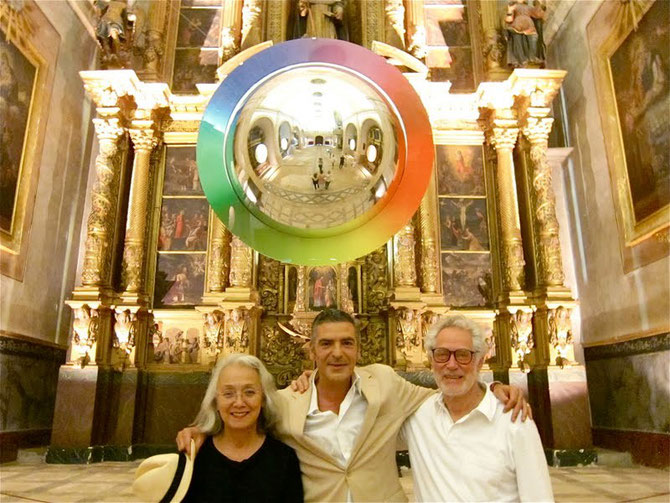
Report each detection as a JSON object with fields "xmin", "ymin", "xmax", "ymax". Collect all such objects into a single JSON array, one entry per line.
[
  {"xmin": 436, "ymin": 145, "xmax": 485, "ymax": 196},
  {"xmin": 154, "ymin": 253, "xmax": 206, "ymax": 308},
  {"xmin": 172, "ymin": 48, "xmax": 218, "ymax": 93},
  {"xmin": 0, "ymin": 3, "xmax": 59, "ymax": 280},
  {"xmin": 439, "ymin": 197, "xmax": 489, "ymax": 251},
  {"xmin": 308, "ymin": 266, "xmax": 337, "ymax": 310},
  {"xmin": 589, "ymin": 0, "xmax": 669, "ymax": 269},
  {"xmin": 164, "ymin": 146, "xmax": 202, "ymax": 195},
  {"xmin": 441, "ymin": 252, "xmax": 492, "ymax": 307},
  {"xmin": 0, "ymin": 38, "xmax": 36, "ymax": 233},
  {"xmin": 158, "ymin": 198, "xmax": 209, "ymax": 252},
  {"xmin": 176, "ymin": 8, "xmax": 221, "ymax": 49}
]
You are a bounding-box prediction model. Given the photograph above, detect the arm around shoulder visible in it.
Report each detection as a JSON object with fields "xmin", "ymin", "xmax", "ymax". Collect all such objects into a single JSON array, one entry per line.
[{"xmin": 364, "ymin": 363, "xmax": 434, "ymax": 414}]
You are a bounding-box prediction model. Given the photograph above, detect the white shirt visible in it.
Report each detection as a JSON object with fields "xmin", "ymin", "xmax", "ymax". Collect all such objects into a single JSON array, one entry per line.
[
  {"xmin": 304, "ymin": 371, "xmax": 368, "ymax": 502},
  {"xmin": 401, "ymin": 386, "xmax": 554, "ymax": 502}
]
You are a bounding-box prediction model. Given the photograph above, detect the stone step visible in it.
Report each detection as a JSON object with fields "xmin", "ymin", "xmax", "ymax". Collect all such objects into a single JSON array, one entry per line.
[
  {"xmin": 16, "ymin": 447, "xmax": 47, "ymax": 464},
  {"xmin": 594, "ymin": 447, "xmax": 634, "ymax": 467}
]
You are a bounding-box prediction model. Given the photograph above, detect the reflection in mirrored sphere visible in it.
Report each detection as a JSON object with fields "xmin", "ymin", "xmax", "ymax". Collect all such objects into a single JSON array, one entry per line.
[{"xmin": 233, "ymin": 65, "xmax": 399, "ymax": 229}]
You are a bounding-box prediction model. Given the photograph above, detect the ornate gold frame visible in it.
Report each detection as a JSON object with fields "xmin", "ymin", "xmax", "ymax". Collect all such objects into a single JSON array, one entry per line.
[
  {"xmin": 0, "ymin": 2, "xmax": 59, "ymax": 280},
  {"xmin": 589, "ymin": 0, "xmax": 669, "ymax": 251}
]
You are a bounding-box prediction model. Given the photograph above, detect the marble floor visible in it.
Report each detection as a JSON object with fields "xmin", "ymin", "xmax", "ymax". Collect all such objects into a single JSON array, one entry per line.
[{"xmin": 0, "ymin": 460, "xmax": 668, "ymax": 502}]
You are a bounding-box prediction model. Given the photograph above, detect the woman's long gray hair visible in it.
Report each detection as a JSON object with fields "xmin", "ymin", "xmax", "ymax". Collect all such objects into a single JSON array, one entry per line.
[{"xmin": 192, "ymin": 354, "xmax": 279, "ymax": 435}]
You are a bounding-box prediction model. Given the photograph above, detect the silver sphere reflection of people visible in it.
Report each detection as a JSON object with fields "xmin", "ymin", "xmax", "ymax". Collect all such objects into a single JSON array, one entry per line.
[{"xmin": 181, "ymin": 354, "xmax": 304, "ymax": 502}]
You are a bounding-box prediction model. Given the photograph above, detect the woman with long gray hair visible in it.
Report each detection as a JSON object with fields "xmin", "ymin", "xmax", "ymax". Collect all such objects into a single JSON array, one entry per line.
[{"xmin": 181, "ymin": 354, "xmax": 303, "ymax": 502}]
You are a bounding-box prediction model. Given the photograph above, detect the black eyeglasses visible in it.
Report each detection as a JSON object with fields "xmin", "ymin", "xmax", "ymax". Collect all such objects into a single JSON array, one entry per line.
[{"xmin": 432, "ymin": 348, "xmax": 477, "ymax": 364}]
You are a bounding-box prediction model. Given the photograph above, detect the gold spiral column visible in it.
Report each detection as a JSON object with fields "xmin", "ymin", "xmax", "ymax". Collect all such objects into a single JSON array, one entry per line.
[
  {"xmin": 80, "ymin": 118, "xmax": 125, "ymax": 290},
  {"xmin": 121, "ymin": 122, "xmax": 159, "ymax": 302},
  {"xmin": 393, "ymin": 218, "xmax": 418, "ymax": 290},
  {"xmin": 522, "ymin": 117, "xmax": 565, "ymax": 287},
  {"xmin": 229, "ymin": 236, "xmax": 253, "ymax": 288},
  {"xmin": 205, "ymin": 215, "xmax": 232, "ymax": 296}
]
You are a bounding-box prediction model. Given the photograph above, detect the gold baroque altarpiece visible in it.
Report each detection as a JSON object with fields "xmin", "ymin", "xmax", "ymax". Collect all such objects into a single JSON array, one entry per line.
[{"xmin": 64, "ymin": 0, "xmax": 578, "ymax": 389}]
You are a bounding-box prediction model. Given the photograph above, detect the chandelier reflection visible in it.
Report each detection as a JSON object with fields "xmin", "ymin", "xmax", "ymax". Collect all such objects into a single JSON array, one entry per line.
[{"xmin": 232, "ymin": 65, "xmax": 399, "ymax": 229}]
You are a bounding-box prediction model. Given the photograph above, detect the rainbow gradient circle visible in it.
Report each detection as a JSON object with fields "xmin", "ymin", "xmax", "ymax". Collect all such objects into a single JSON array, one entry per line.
[{"xmin": 197, "ymin": 38, "xmax": 433, "ymax": 265}]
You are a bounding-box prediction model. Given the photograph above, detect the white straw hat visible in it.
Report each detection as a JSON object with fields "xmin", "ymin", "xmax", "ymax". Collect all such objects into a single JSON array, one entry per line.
[{"xmin": 133, "ymin": 439, "xmax": 195, "ymax": 503}]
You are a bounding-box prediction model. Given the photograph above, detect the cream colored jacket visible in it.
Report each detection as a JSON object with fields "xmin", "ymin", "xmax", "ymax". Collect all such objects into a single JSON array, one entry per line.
[{"xmin": 276, "ymin": 364, "xmax": 434, "ymax": 502}]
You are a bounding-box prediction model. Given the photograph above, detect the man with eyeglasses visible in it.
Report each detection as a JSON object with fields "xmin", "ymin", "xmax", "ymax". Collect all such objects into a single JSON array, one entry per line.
[
  {"xmin": 178, "ymin": 309, "xmax": 531, "ymax": 501},
  {"xmin": 401, "ymin": 314, "xmax": 554, "ymax": 502}
]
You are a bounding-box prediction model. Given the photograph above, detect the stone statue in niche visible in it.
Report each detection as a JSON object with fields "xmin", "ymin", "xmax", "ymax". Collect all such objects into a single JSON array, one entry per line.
[
  {"xmin": 202, "ymin": 310, "xmax": 225, "ymax": 366},
  {"xmin": 71, "ymin": 305, "xmax": 99, "ymax": 368},
  {"xmin": 549, "ymin": 306, "xmax": 573, "ymax": 368},
  {"xmin": 503, "ymin": 0, "xmax": 546, "ymax": 68},
  {"xmin": 112, "ymin": 309, "xmax": 136, "ymax": 369},
  {"xmin": 293, "ymin": 0, "xmax": 348, "ymax": 41},
  {"xmin": 94, "ymin": 0, "xmax": 145, "ymax": 68},
  {"xmin": 510, "ymin": 310, "xmax": 533, "ymax": 373},
  {"xmin": 225, "ymin": 308, "xmax": 250, "ymax": 354}
]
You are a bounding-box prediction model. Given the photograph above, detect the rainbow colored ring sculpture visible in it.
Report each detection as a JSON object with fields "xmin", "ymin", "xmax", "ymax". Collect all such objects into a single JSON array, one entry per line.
[{"xmin": 197, "ymin": 38, "xmax": 433, "ymax": 265}]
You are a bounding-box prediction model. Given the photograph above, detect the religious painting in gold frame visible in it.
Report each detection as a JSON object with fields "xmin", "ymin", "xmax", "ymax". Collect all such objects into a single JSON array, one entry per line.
[
  {"xmin": 589, "ymin": 0, "xmax": 670, "ymax": 269},
  {"xmin": 0, "ymin": 2, "xmax": 59, "ymax": 280}
]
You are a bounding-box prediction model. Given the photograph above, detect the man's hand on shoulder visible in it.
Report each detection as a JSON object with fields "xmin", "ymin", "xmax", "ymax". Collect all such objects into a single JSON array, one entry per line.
[
  {"xmin": 490, "ymin": 382, "xmax": 532, "ymax": 422},
  {"xmin": 289, "ymin": 370, "xmax": 313, "ymax": 394},
  {"xmin": 176, "ymin": 426, "xmax": 206, "ymax": 458}
]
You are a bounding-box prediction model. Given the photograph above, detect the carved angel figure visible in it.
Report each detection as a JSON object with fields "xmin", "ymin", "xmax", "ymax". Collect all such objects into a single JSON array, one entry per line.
[
  {"xmin": 71, "ymin": 305, "xmax": 98, "ymax": 368},
  {"xmin": 202, "ymin": 310, "xmax": 225, "ymax": 365},
  {"xmin": 549, "ymin": 306, "xmax": 572, "ymax": 368},
  {"xmin": 113, "ymin": 310, "xmax": 135, "ymax": 352},
  {"xmin": 510, "ymin": 311, "xmax": 533, "ymax": 373},
  {"xmin": 225, "ymin": 308, "xmax": 249, "ymax": 354},
  {"xmin": 396, "ymin": 308, "xmax": 420, "ymax": 365}
]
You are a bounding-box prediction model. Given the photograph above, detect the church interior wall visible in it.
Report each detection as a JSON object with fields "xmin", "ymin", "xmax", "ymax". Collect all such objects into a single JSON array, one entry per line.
[
  {"xmin": 0, "ymin": 1, "xmax": 98, "ymax": 461},
  {"xmin": 546, "ymin": 0, "xmax": 669, "ymax": 467},
  {"xmin": 0, "ymin": 0, "xmax": 666, "ymax": 469}
]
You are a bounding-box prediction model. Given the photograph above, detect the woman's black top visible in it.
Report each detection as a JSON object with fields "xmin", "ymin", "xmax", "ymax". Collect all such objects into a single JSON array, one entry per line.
[{"xmin": 182, "ymin": 435, "xmax": 303, "ymax": 503}]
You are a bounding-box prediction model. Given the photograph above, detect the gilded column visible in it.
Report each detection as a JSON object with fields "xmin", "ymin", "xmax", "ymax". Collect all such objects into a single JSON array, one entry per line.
[
  {"xmin": 480, "ymin": 0, "xmax": 508, "ymax": 80},
  {"xmin": 229, "ymin": 236, "xmax": 253, "ymax": 288},
  {"xmin": 522, "ymin": 117, "xmax": 565, "ymax": 287},
  {"xmin": 394, "ymin": 219, "xmax": 417, "ymax": 288},
  {"xmin": 141, "ymin": 1, "xmax": 168, "ymax": 79},
  {"xmin": 489, "ymin": 121, "xmax": 525, "ymax": 293},
  {"xmin": 293, "ymin": 266, "xmax": 307, "ymax": 313},
  {"xmin": 417, "ymin": 178, "xmax": 440, "ymax": 295},
  {"xmin": 81, "ymin": 118, "xmax": 125, "ymax": 288},
  {"xmin": 220, "ymin": 0, "xmax": 243, "ymax": 62},
  {"xmin": 339, "ymin": 262, "xmax": 354, "ymax": 314},
  {"xmin": 121, "ymin": 123, "xmax": 159, "ymax": 298},
  {"xmin": 406, "ymin": 0, "xmax": 427, "ymax": 59},
  {"xmin": 206, "ymin": 215, "xmax": 232, "ymax": 294}
]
